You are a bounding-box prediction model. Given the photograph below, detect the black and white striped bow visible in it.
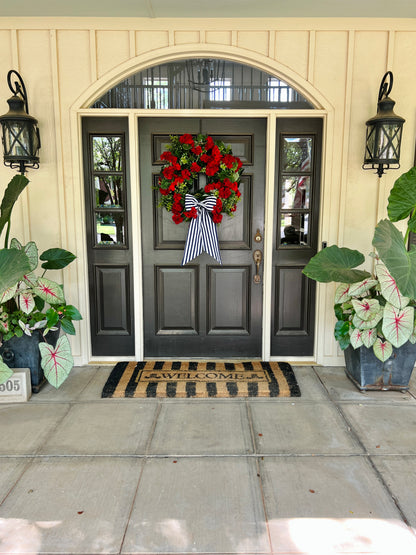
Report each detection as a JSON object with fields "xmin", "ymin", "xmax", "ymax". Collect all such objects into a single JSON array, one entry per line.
[{"xmin": 181, "ymin": 194, "xmax": 222, "ymax": 265}]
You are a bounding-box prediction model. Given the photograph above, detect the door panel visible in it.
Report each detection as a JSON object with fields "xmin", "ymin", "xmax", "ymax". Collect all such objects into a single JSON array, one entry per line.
[
  {"xmin": 271, "ymin": 118, "xmax": 323, "ymax": 356},
  {"xmin": 140, "ymin": 117, "xmax": 266, "ymax": 357},
  {"xmin": 82, "ymin": 117, "xmax": 135, "ymax": 356}
]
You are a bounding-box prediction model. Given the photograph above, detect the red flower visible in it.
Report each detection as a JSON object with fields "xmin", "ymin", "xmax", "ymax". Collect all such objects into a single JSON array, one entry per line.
[
  {"xmin": 179, "ymin": 133, "xmax": 194, "ymax": 146},
  {"xmin": 172, "ymin": 201, "xmax": 183, "ymax": 214},
  {"xmin": 205, "ymin": 136, "xmax": 214, "ymax": 150},
  {"xmin": 204, "ymin": 183, "xmax": 215, "ymax": 193},
  {"xmin": 172, "ymin": 214, "xmax": 184, "ymax": 224},
  {"xmin": 212, "ymin": 212, "xmax": 223, "ymax": 224},
  {"xmin": 200, "ymin": 154, "xmax": 210, "ymax": 163},
  {"xmin": 190, "ymin": 162, "xmax": 201, "ymax": 173},
  {"xmin": 211, "ymin": 145, "xmax": 222, "ymax": 163},
  {"xmin": 219, "ymin": 187, "xmax": 232, "ymax": 199},
  {"xmin": 206, "ymin": 162, "xmax": 219, "ymax": 176},
  {"xmin": 160, "ymin": 151, "xmax": 177, "ymax": 164},
  {"xmin": 191, "ymin": 145, "xmax": 202, "ymax": 155},
  {"xmin": 222, "ymin": 154, "xmax": 236, "ymax": 169},
  {"xmin": 215, "ymin": 198, "xmax": 223, "ymax": 211},
  {"xmin": 230, "ymin": 205, "xmax": 237, "ymax": 212},
  {"xmin": 163, "ymin": 166, "xmax": 176, "ymax": 180},
  {"xmin": 173, "ymin": 193, "xmax": 182, "ymax": 202},
  {"xmin": 184, "ymin": 207, "xmax": 198, "ymax": 219},
  {"xmin": 181, "ymin": 169, "xmax": 191, "ymax": 180},
  {"xmin": 160, "ymin": 188, "xmax": 169, "ymax": 196}
]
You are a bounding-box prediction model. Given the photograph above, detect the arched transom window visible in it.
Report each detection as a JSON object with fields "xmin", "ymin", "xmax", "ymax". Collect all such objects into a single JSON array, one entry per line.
[{"xmin": 91, "ymin": 59, "xmax": 314, "ymax": 110}]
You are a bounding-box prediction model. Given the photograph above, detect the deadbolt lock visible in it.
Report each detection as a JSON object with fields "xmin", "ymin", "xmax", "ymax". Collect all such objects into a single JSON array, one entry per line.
[{"xmin": 254, "ymin": 229, "xmax": 262, "ymax": 243}]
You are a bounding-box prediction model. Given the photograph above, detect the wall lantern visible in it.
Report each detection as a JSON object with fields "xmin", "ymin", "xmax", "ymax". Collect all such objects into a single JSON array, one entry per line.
[
  {"xmin": 363, "ymin": 71, "xmax": 405, "ymax": 178},
  {"xmin": 0, "ymin": 70, "xmax": 40, "ymax": 174}
]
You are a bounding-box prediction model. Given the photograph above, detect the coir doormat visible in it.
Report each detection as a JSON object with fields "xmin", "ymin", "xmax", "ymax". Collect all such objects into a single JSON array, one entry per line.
[{"xmin": 101, "ymin": 361, "xmax": 301, "ymax": 398}]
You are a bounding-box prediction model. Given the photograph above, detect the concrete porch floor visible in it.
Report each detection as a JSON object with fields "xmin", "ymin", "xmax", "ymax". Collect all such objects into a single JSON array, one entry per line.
[{"xmin": 1, "ymin": 365, "xmax": 416, "ymax": 554}]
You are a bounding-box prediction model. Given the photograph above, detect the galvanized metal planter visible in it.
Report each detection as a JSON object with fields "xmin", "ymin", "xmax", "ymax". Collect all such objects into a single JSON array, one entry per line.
[
  {"xmin": 344, "ymin": 342, "xmax": 416, "ymax": 391},
  {"xmin": 0, "ymin": 329, "xmax": 60, "ymax": 393}
]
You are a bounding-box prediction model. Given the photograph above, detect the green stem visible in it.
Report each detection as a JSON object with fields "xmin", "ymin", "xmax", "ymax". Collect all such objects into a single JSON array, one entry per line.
[{"xmin": 404, "ymin": 207, "xmax": 415, "ymax": 247}]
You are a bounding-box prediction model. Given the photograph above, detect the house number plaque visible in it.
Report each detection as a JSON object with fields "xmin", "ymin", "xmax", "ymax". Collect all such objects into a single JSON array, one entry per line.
[{"xmin": 0, "ymin": 368, "xmax": 31, "ymax": 403}]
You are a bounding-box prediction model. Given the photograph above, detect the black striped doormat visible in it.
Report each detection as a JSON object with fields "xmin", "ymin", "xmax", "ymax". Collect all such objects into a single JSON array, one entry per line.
[{"xmin": 101, "ymin": 361, "xmax": 301, "ymax": 398}]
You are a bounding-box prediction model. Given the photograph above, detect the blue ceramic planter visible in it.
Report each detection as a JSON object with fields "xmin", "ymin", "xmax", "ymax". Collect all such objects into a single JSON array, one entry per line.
[{"xmin": 344, "ymin": 342, "xmax": 416, "ymax": 391}]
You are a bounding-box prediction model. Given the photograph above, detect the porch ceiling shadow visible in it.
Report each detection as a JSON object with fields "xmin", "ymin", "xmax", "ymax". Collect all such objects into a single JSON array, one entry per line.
[{"xmin": 1, "ymin": 0, "xmax": 415, "ymax": 18}]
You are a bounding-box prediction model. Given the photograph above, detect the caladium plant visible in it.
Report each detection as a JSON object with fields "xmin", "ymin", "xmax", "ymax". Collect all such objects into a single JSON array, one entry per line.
[
  {"xmin": 303, "ymin": 165, "xmax": 416, "ymax": 362},
  {"xmin": 0, "ymin": 173, "xmax": 82, "ymax": 389},
  {"xmin": 0, "ymin": 238, "xmax": 81, "ymax": 388}
]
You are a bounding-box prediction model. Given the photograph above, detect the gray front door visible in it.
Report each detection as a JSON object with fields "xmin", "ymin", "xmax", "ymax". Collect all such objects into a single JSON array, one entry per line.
[{"xmin": 139, "ymin": 117, "xmax": 266, "ymax": 357}]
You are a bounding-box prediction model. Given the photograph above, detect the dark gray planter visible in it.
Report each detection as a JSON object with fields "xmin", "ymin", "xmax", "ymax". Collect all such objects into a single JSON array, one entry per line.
[
  {"xmin": 0, "ymin": 329, "xmax": 60, "ymax": 393},
  {"xmin": 344, "ymin": 342, "xmax": 416, "ymax": 391}
]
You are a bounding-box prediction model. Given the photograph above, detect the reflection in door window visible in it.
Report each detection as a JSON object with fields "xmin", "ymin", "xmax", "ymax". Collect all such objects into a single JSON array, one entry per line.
[
  {"xmin": 90, "ymin": 134, "xmax": 127, "ymax": 248},
  {"xmin": 280, "ymin": 213, "xmax": 309, "ymax": 246},
  {"xmin": 92, "ymin": 59, "xmax": 314, "ymax": 110},
  {"xmin": 95, "ymin": 212, "xmax": 125, "ymax": 245},
  {"xmin": 278, "ymin": 136, "xmax": 313, "ymax": 248},
  {"xmin": 93, "ymin": 136, "xmax": 122, "ymax": 171},
  {"xmin": 209, "ymin": 79, "xmax": 232, "ymax": 102},
  {"xmin": 143, "ymin": 77, "xmax": 169, "ymax": 109}
]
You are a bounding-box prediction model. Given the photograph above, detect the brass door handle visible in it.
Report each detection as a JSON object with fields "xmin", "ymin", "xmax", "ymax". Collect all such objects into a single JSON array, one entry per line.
[{"xmin": 253, "ymin": 249, "xmax": 262, "ymax": 284}]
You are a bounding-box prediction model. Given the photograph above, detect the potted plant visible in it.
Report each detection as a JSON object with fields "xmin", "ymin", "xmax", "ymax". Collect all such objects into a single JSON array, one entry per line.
[
  {"xmin": 0, "ymin": 174, "xmax": 81, "ymax": 391},
  {"xmin": 303, "ymin": 166, "xmax": 416, "ymax": 390}
]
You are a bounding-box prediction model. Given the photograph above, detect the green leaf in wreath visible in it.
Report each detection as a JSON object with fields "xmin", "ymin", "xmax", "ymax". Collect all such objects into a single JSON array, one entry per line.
[
  {"xmin": 302, "ymin": 245, "xmax": 370, "ymax": 284},
  {"xmin": 373, "ymin": 219, "xmax": 416, "ymax": 299}
]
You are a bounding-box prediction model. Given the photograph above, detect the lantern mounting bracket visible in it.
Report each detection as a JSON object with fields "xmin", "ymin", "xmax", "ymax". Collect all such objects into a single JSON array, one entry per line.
[{"xmin": 7, "ymin": 70, "xmax": 29, "ymax": 114}]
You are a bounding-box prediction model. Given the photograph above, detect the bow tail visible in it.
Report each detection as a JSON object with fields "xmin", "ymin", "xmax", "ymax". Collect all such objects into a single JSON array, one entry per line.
[
  {"xmin": 182, "ymin": 217, "xmax": 202, "ymax": 265},
  {"xmin": 182, "ymin": 209, "xmax": 222, "ymax": 266}
]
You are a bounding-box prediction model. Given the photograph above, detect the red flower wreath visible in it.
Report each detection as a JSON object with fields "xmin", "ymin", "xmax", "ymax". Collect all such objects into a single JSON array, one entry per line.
[{"xmin": 157, "ymin": 133, "xmax": 243, "ymax": 225}]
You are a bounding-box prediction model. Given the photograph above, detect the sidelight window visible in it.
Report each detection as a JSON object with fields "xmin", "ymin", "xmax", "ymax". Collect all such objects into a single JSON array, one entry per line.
[{"xmin": 89, "ymin": 135, "xmax": 127, "ymax": 247}]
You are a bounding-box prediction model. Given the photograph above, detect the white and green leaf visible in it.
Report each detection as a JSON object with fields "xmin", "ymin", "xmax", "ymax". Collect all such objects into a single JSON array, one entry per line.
[
  {"xmin": 381, "ymin": 303, "xmax": 414, "ymax": 348},
  {"xmin": 373, "ymin": 338, "xmax": 393, "ymax": 362},
  {"xmin": 33, "ymin": 278, "xmax": 65, "ymax": 305},
  {"xmin": 39, "ymin": 335, "xmax": 74, "ymax": 389},
  {"xmin": 18, "ymin": 291, "xmax": 35, "ymax": 314},
  {"xmin": 0, "ymin": 357, "xmax": 13, "ymax": 385},
  {"xmin": 348, "ymin": 278, "xmax": 378, "ymax": 297},
  {"xmin": 349, "ymin": 328, "xmax": 363, "ymax": 349},
  {"xmin": 352, "ymin": 311, "xmax": 382, "ymax": 330},
  {"xmin": 351, "ymin": 298, "xmax": 381, "ymax": 321},
  {"xmin": 376, "ymin": 263, "xmax": 409, "ymax": 309},
  {"xmin": 0, "ymin": 284, "xmax": 17, "ymax": 304},
  {"xmin": 334, "ymin": 283, "xmax": 352, "ymax": 304},
  {"xmin": 361, "ymin": 328, "xmax": 378, "ymax": 348}
]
